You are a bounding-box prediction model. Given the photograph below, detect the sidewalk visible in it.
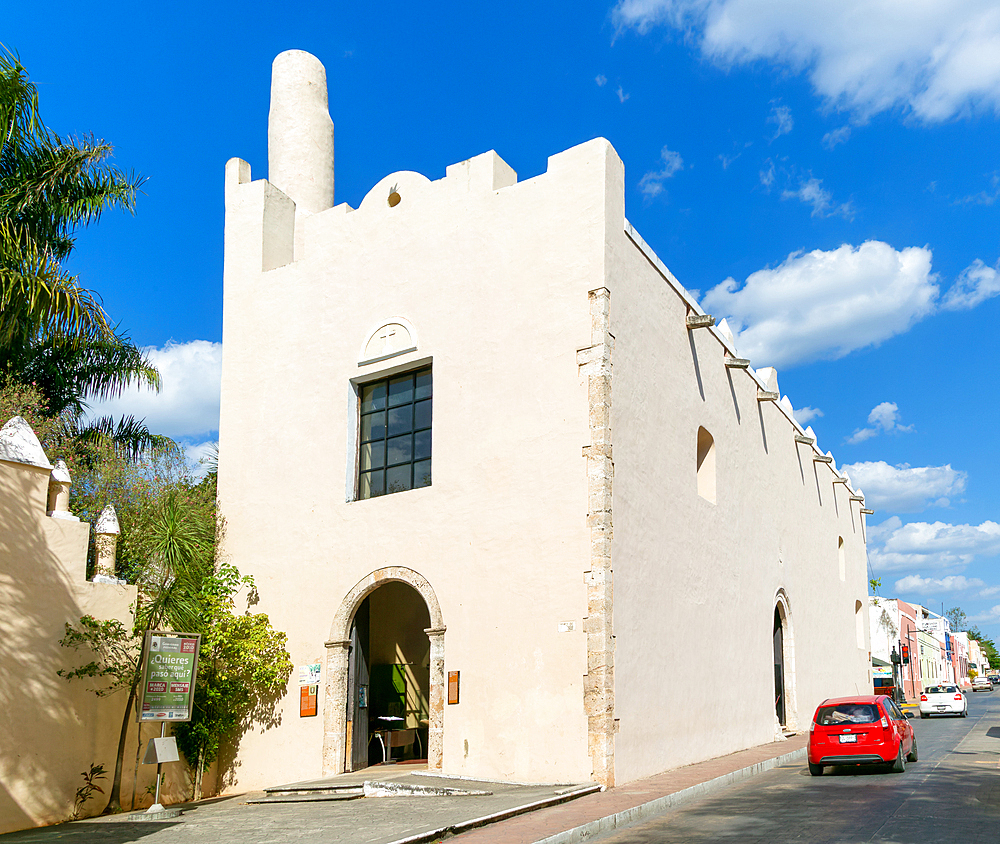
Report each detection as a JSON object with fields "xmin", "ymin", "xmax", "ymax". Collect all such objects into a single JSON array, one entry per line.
[
  {"xmin": 0, "ymin": 736, "xmax": 808, "ymax": 844},
  {"xmin": 443, "ymin": 735, "xmax": 808, "ymax": 844}
]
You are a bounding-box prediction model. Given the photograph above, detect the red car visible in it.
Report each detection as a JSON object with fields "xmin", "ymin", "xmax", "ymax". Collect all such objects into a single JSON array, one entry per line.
[{"xmin": 808, "ymin": 695, "xmax": 916, "ymax": 776}]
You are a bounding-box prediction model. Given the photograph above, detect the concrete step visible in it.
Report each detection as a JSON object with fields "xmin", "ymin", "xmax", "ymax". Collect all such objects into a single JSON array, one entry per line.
[{"xmin": 247, "ymin": 788, "xmax": 364, "ymax": 804}]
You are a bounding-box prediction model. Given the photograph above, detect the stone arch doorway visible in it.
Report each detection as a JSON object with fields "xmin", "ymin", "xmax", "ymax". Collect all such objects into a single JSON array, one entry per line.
[
  {"xmin": 322, "ymin": 567, "xmax": 445, "ymax": 775},
  {"xmin": 773, "ymin": 590, "xmax": 796, "ymax": 733}
]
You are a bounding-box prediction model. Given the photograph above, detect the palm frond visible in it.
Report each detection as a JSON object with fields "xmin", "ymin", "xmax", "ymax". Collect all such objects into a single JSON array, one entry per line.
[
  {"xmin": 136, "ymin": 492, "xmax": 215, "ymax": 633},
  {"xmin": 0, "ymin": 45, "xmax": 42, "ymax": 160},
  {"xmin": 70, "ymin": 414, "xmax": 172, "ymax": 463},
  {"xmin": 0, "ymin": 254, "xmax": 112, "ymax": 347}
]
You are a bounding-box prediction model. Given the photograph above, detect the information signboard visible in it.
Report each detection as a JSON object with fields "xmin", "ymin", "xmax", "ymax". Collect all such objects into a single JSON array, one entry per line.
[
  {"xmin": 300, "ymin": 684, "xmax": 318, "ymax": 717},
  {"xmin": 137, "ymin": 631, "xmax": 201, "ymax": 723}
]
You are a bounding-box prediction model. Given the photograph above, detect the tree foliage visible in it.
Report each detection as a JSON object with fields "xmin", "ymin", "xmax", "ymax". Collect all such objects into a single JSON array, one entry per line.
[
  {"xmin": 967, "ymin": 625, "xmax": 999, "ymax": 668},
  {"xmin": 59, "ymin": 460, "xmax": 220, "ymax": 813},
  {"xmin": 945, "ymin": 607, "xmax": 967, "ymax": 632},
  {"xmin": 58, "ymin": 616, "xmax": 137, "ymax": 694},
  {"xmin": 58, "ymin": 453, "xmax": 290, "ymax": 811},
  {"xmin": 174, "ymin": 561, "xmax": 292, "ymax": 800},
  {"xmin": 1, "ymin": 46, "xmax": 160, "ymax": 459},
  {"xmin": 0, "ymin": 45, "xmax": 141, "ymax": 348}
]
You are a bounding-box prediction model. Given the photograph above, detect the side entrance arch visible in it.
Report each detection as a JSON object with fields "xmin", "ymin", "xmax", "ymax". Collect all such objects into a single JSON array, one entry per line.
[
  {"xmin": 773, "ymin": 589, "xmax": 797, "ymax": 733},
  {"xmin": 322, "ymin": 567, "xmax": 445, "ymax": 775}
]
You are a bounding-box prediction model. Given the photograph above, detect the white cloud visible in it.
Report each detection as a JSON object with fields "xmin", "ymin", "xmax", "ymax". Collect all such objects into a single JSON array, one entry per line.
[
  {"xmin": 184, "ymin": 440, "xmax": 218, "ymax": 480},
  {"xmin": 841, "ymin": 461, "xmax": 965, "ymax": 513},
  {"xmin": 781, "ymin": 176, "xmax": 853, "ymax": 219},
  {"xmin": 980, "ymin": 585, "xmax": 1000, "ymax": 598},
  {"xmin": 612, "ymin": 0, "xmax": 1000, "ymax": 122},
  {"xmin": 955, "ymin": 172, "xmax": 1000, "ymax": 207},
  {"xmin": 617, "ymin": 85, "xmax": 630, "ymax": 102},
  {"xmin": 792, "ymin": 406, "xmax": 822, "ymax": 425},
  {"xmin": 895, "ymin": 574, "xmax": 986, "ymax": 595},
  {"xmin": 768, "ymin": 103, "xmax": 793, "ymax": 138},
  {"xmin": 85, "ymin": 340, "xmax": 223, "ymax": 441},
  {"xmin": 701, "ymin": 241, "xmax": 938, "ymax": 368},
  {"xmin": 702, "ymin": 242, "xmax": 1000, "ymax": 368},
  {"xmin": 846, "ymin": 402, "xmax": 913, "ymax": 444},
  {"xmin": 639, "ymin": 145, "xmax": 684, "ymax": 198},
  {"xmin": 941, "ymin": 259, "xmax": 1000, "ymax": 310},
  {"xmin": 822, "ymin": 126, "xmax": 851, "ymax": 149},
  {"xmin": 596, "ymin": 74, "xmax": 608, "ymax": 86},
  {"xmin": 867, "ymin": 518, "xmax": 1000, "ymax": 573},
  {"xmin": 759, "ymin": 160, "xmax": 776, "ymax": 187},
  {"xmin": 970, "ymin": 605, "xmax": 1000, "ymax": 624}
]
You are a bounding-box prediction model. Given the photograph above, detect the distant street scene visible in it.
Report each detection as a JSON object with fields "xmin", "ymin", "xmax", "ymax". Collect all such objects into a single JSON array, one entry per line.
[{"xmin": 591, "ymin": 692, "xmax": 1000, "ymax": 844}]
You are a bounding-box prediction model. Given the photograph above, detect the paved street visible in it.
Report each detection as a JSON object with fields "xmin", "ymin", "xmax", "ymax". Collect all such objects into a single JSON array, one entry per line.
[
  {"xmin": 589, "ymin": 692, "xmax": 1000, "ymax": 844},
  {"xmin": 2, "ymin": 693, "xmax": 996, "ymax": 844}
]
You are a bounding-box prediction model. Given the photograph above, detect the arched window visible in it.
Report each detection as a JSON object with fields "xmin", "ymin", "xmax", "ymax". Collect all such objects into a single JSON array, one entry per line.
[
  {"xmin": 855, "ymin": 600, "xmax": 865, "ymax": 649},
  {"xmin": 838, "ymin": 537, "xmax": 846, "ymax": 582},
  {"xmin": 696, "ymin": 427, "xmax": 716, "ymax": 504}
]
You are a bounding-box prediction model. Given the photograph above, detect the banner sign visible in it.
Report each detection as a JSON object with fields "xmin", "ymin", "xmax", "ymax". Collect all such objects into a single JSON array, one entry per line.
[{"xmin": 137, "ymin": 631, "xmax": 201, "ymax": 722}]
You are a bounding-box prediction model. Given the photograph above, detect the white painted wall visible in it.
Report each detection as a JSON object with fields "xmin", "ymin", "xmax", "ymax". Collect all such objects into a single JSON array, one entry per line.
[
  {"xmin": 608, "ymin": 228, "xmax": 871, "ymax": 784},
  {"xmin": 219, "ymin": 142, "xmax": 616, "ymax": 788}
]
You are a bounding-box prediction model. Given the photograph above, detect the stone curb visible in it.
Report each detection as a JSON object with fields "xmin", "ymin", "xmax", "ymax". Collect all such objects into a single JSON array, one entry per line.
[
  {"xmin": 124, "ymin": 808, "xmax": 182, "ymax": 822},
  {"xmin": 532, "ymin": 747, "xmax": 807, "ymax": 844},
  {"xmin": 384, "ymin": 784, "xmax": 603, "ymax": 844}
]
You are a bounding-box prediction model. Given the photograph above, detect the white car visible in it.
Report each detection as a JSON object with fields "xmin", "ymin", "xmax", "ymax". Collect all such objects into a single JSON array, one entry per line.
[
  {"xmin": 971, "ymin": 676, "xmax": 993, "ymax": 692},
  {"xmin": 919, "ymin": 684, "xmax": 967, "ymax": 718}
]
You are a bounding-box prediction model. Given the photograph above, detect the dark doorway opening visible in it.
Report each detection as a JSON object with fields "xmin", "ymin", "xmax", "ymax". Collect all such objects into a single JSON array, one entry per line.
[
  {"xmin": 773, "ymin": 606, "xmax": 785, "ymax": 726},
  {"xmin": 345, "ymin": 582, "xmax": 432, "ymax": 770}
]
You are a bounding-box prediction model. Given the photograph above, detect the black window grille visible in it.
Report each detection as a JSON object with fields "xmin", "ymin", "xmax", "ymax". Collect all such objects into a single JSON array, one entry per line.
[{"xmin": 358, "ymin": 367, "xmax": 432, "ymax": 499}]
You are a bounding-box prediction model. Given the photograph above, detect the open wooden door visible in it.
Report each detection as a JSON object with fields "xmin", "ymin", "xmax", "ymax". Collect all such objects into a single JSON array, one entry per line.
[{"xmin": 347, "ymin": 598, "xmax": 370, "ymax": 771}]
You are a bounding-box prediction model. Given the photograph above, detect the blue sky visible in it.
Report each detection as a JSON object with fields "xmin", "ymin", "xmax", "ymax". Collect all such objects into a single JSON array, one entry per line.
[{"xmin": 7, "ymin": 2, "xmax": 1000, "ymax": 639}]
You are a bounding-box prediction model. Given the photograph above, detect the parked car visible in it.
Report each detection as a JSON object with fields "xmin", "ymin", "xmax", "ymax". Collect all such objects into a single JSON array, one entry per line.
[
  {"xmin": 808, "ymin": 695, "xmax": 916, "ymax": 776},
  {"xmin": 971, "ymin": 676, "xmax": 993, "ymax": 692},
  {"xmin": 919, "ymin": 684, "xmax": 967, "ymax": 717}
]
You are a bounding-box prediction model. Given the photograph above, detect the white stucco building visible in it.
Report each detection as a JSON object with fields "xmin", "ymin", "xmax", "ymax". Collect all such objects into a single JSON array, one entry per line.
[{"xmin": 217, "ymin": 51, "xmax": 872, "ymax": 791}]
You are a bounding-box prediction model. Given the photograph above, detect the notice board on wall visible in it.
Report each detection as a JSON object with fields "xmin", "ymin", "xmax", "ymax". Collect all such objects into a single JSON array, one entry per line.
[{"xmin": 300, "ymin": 684, "xmax": 318, "ymax": 717}]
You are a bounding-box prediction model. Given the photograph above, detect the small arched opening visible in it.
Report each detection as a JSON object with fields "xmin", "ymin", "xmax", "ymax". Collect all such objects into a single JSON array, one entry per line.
[{"xmin": 696, "ymin": 427, "xmax": 716, "ymax": 504}]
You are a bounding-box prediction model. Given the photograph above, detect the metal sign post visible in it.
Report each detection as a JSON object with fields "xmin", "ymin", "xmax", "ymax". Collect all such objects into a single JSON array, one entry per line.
[{"xmin": 137, "ymin": 631, "xmax": 200, "ymax": 814}]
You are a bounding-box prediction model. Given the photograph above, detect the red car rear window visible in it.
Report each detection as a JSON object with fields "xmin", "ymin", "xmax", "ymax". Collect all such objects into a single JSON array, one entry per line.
[{"xmin": 815, "ymin": 703, "xmax": 879, "ymax": 725}]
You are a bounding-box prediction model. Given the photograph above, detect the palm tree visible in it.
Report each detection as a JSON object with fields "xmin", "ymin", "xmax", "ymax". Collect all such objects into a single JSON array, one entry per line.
[
  {"xmin": 8, "ymin": 330, "xmax": 166, "ymax": 460},
  {"xmin": 102, "ymin": 490, "xmax": 216, "ymax": 814},
  {"xmin": 1, "ymin": 46, "xmax": 160, "ymax": 457},
  {"xmin": 1, "ymin": 46, "xmax": 139, "ymax": 346}
]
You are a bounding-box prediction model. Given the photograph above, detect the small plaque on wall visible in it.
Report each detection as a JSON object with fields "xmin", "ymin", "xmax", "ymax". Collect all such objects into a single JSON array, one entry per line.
[
  {"xmin": 448, "ymin": 671, "xmax": 460, "ymax": 705},
  {"xmin": 300, "ymin": 684, "xmax": 318, "ymax": 717}
]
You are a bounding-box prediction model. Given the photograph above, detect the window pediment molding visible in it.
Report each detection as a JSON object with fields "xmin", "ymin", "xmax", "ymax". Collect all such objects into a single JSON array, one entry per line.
[{"xmin": 359, "ymin": 317, "xmax": 418, "ymax": 366}]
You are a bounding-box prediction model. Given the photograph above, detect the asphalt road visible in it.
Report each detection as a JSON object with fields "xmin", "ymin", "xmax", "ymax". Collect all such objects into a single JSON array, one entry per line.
[{"xmin": 593, "ymin": 692, "xmax": 1000, "ymax": 844}]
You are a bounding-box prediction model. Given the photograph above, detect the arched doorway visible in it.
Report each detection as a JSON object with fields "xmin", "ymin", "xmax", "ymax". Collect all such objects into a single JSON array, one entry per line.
[
  {"xmin": 773, "ymin": 590, "xmax": 796, "ymax": 732},
  {"xmin": 322, "ymin": 567, "xmax": 445, "ymax": 775},
  {"xmin": 773, "ymin": 606, "xmax": 785, "ymax": 726}
]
